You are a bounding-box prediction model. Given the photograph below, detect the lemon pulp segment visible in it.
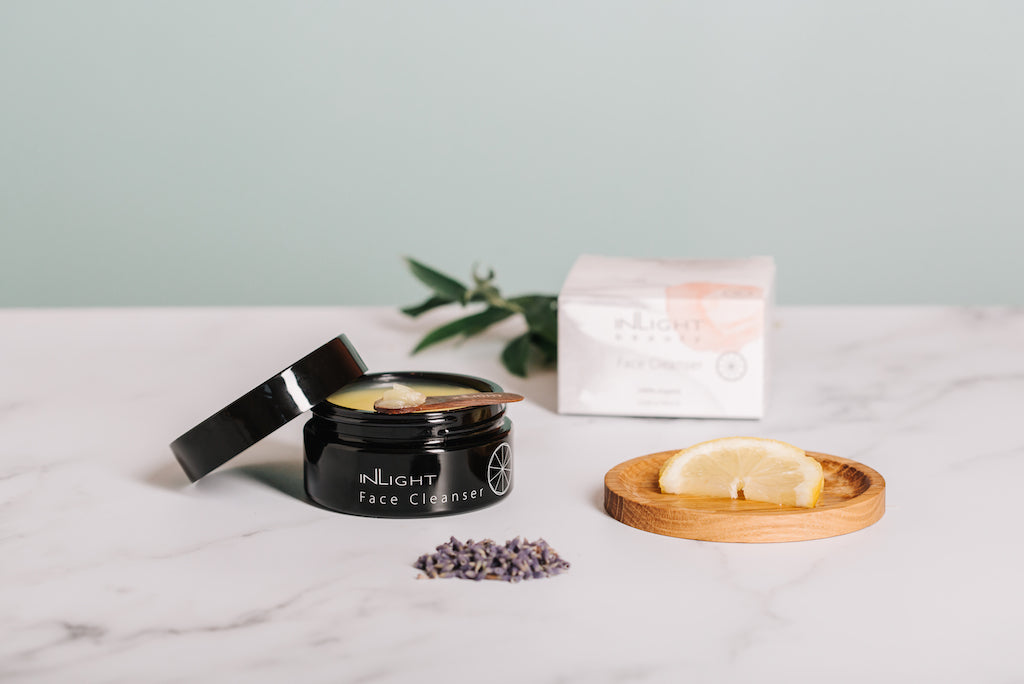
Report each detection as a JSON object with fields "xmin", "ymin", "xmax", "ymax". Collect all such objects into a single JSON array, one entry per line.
[{"xmin": 658, "ymin": 437, "xmax": 824, "ymax": 508}]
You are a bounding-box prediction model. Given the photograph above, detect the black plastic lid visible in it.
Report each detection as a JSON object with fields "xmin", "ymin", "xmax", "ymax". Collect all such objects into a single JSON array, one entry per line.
[{"xmin": 170, "ymin": 335, "xmax": 366, "ymax": 482}]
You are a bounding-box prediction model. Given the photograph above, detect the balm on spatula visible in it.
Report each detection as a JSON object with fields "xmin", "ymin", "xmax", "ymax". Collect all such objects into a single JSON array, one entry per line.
[{"xmin": 373, "ymin": 383, "xmax": 524, "ymax": 414}]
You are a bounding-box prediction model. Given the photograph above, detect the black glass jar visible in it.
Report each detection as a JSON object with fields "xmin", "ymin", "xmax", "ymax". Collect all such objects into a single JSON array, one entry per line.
[{"xmin": 304, "ymin": 371, "xmax": 513, "ymax": 517}]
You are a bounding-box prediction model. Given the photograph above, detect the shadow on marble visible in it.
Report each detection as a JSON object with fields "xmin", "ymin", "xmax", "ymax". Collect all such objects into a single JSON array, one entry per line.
[
  {"xmin": 143, "ymin": 439, "xmax": 308, "ymax": 506},
  {"xmin": 145, "ymin": 459, "xmax": 191, "ymax": 490},
  {"xmin": 232, "ymin": 460, "xmax": 307, "ymax": 502}
]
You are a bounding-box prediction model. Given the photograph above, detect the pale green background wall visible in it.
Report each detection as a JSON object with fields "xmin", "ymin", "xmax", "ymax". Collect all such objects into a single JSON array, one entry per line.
[{"xmin": 2, "ymin": 1, "xmax": 1022, "ymax": 307}]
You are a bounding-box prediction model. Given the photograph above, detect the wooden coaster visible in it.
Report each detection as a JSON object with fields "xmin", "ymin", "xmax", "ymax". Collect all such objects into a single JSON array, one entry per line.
[{"xmin": 604, "ymin": 450, "xmax": 885, "ymax": 543}]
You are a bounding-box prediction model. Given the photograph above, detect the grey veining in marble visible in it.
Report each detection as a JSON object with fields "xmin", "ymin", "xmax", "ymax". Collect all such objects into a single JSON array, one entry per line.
[{"xmin": 1, "ymin": 307, "xmax": 1022, "ymax": 683}]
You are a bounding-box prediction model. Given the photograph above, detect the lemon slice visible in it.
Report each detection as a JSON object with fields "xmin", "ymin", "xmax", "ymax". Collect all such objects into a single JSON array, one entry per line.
[{"xmin": 658, "ymin": 437, "xmax": 824, "ymax": 508}]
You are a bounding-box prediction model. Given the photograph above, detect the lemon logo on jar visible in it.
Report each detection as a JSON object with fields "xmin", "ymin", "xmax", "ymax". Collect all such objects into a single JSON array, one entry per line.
[{"xmin": 487, "ymin": 443, "xmax": 512, "ymax": 496}]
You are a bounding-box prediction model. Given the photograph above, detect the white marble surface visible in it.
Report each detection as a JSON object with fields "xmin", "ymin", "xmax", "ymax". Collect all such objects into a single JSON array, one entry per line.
[{"xmin": 2, "ymin": 306, "xmax": 1023, "ymax": 683}]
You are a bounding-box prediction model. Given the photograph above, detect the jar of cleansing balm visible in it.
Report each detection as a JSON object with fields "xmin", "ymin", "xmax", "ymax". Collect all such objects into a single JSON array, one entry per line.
[
  {"xmin": 304, "ymin": 372, "xmax": 513, "ymax": 517},
  {"xmin": 169, "ymin": 337, "xmax": 515, "ymax": 519}
]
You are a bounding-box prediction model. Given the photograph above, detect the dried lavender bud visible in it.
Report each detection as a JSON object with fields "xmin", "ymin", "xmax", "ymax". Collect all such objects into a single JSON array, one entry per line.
[{"xmin": 413, "ymin": 537, "xmax": 570, "ymax": 582}]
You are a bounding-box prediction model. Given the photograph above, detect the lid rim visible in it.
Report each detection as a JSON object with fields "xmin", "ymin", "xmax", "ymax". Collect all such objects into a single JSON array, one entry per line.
[{"xmin": 170, "ymin": 335, "xmax": 366, "ymax": 482}]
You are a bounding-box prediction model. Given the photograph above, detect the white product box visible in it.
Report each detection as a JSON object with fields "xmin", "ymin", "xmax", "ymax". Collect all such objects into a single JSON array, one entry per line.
[{"xmin": 557, "ymin": 255, "xmax": 775, "ymax": 419}]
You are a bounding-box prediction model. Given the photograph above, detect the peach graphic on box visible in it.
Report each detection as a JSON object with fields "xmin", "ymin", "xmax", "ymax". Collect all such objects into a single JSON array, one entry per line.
[{"xmin": 665, "ymin": 282, "xmax": 765, "ymax": 351}]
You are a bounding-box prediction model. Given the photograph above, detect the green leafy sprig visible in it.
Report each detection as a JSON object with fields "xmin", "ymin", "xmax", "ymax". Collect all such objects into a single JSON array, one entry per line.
[{"xmin": 400, "ymin": 257, "xmax": 557, "ymax": 377}]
